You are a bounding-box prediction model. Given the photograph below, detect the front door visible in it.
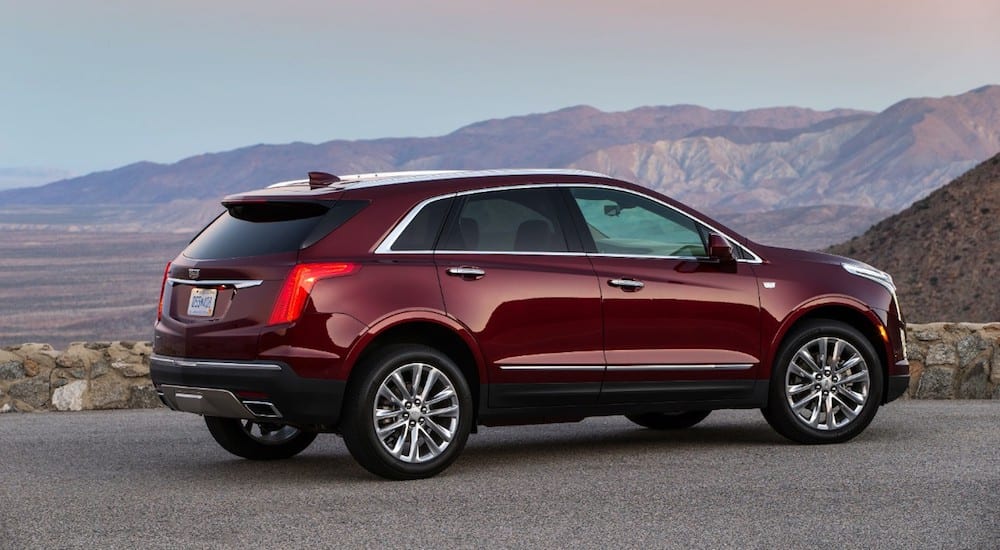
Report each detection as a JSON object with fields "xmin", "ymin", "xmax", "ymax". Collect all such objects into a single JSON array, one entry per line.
[{"xmin": 567, "ymin": 187, "xmax": 762, "ymax": 405}]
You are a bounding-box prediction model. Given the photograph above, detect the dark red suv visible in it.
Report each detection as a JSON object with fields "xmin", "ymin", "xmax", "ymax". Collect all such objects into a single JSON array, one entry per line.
[{"xmin": 152, "ymin": 169, "xmax": 909, "ymax": 479}]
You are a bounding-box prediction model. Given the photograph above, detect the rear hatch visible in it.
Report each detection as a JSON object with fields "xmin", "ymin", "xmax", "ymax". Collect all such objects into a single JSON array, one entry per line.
[{"xmin": 154, "ymin": 194, "xmax": 365, "ymax": 359}]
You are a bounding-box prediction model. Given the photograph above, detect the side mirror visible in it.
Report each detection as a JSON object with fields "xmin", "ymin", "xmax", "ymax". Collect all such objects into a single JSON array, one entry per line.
[{"xmin": 707, "ymin": 233, "xmax": 735, "ymax": 263}]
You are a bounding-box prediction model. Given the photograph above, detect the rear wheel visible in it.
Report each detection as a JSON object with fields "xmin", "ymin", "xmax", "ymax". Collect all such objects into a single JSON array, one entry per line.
[
  {"xmin": 341, "ymin": 344, "xmax": 473, "ymax": 480},
  {"xmin": 626, "ymin": 410, "xmax": 711, "ymax": 430},
  {"xmin": 762, "ymin": 319, "xmax": 883, "ymax": 444},
  {"xmin": 204, "ymin": 417, "xmax": 317, "ymax": 460}
]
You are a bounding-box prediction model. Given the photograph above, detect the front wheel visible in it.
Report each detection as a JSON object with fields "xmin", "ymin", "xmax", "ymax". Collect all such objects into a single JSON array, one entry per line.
[
  {"xmin": 762, "ymin": 320, "xmax": 884, "ymax": 444},
  {"xmin": 341, "ymin": 344, "xmax": 473, "ymax": 480},
  {"xmin": 204, "ymin": 417, "xmax": 317, "ymax": 460},
  {"xmin": 626, "ymin": 410, "xmax": 711, "ymax": 430}
]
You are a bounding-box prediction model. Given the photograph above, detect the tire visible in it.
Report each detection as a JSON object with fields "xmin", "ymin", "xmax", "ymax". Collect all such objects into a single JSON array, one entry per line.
[
  {"xmin": 204, "ymin": 416, "xmax": 317, "ymax": 460},
  {"xmin": 340, "ymin": 344, "xmax": 473, "ymax": 480},
  {"xmin": 762, "ymin": 319, "xmax": 884, "ymax": 444},
  {"xmin": 626, "ymin": 410, "xmax": 711, "ymax": 430}
]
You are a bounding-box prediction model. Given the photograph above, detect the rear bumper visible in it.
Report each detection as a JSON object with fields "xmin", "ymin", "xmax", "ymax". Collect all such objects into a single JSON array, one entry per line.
[{"xmin": 150, "ymin": 354, "xmax": 346, "ymax": 426}]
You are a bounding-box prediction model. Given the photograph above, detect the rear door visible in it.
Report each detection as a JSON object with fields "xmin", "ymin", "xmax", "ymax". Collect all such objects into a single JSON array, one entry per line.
[{"xmin": 433, "ymin": 187, "xmax": 604, "ymax": 408}]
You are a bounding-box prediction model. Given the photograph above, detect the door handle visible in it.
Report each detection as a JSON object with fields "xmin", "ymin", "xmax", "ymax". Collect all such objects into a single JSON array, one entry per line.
[
  {"xmin": 608, "ymin": 278, "xmax": 644, "ymax": 291},
  {"xmin": 446, "ymin": 266, "xmax": 486, "ymax": 279}
]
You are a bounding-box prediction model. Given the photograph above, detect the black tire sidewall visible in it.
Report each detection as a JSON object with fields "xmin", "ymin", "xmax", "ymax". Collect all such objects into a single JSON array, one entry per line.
[
  {"xmin": 341, "ymin": 344, "xmax": 473, "ymax": 480},
  {"xmin": 765, "ymin": 320, "xmax": 884, "ymax": 444},
  {"xmin": 626, "ymin": 410, "xmax": 711, "ymax": 430},
  {"xmin": 204, "ymin": 416, "xmax": 317, "ymax": 460}
]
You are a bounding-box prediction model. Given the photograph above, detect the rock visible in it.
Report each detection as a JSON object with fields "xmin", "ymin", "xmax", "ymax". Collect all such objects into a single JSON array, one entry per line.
[
  {"xmin": 0, "ymin": 350, "xmax": 26, "ymax": 380},
  {"xmin": 957, "ymin": 363, "xmax": 991, "ymax": 399},
  {"xmin": 57, "ymin": 344, "xmax": 103, "ymax": 371},
  {"xmin": 912, "ymin": 327, "xmax": 942, "ymax": 342},
  {"xmin": 87, "ymin": 375, "xmax": 129, "ymax": 409},
  {"xmin": 108, "ymin": 343, "xmax": 149, "ymax": 377},
  {"xmin": 132, "ymin": 342, "xmax": 152, "ymax": 356},
  {"xmin": 16, "ymin": 344, "xmax": 59, "ymax": 377},
  {"xmin": 916, "ymin": 367, "xmax": 955, "ymax": 399},
  {"xmin": 957, "ymin": 334, "xmax": 989, "ymax": 367},
  {"xmin": 907, "ymin": 361, "xmax": 924, "ymax": 397},
  {"xmin": 52, "ymin": 380, "xmax": 87, "ymax": 411},
  {"xmin": 84, "ymin": 342, "xmax": 110, "ymax": 351},
  {"xmin": 111, "ymin": 359, "xmax": 149, "ymax": 378},
  {"xmin": 925, "ymin": 344, "xmax": 958, "ymax": 367},
  {"xmin": 0, "ymin": 403, "xmax": 11, "ymax": 413},
  {"xmin": 8, "ymin": 377, "xmax": 50, "ymax": 408},
  {"xmin": 128, "ymin": 385, "xmax": 163, "ymax": 409}
]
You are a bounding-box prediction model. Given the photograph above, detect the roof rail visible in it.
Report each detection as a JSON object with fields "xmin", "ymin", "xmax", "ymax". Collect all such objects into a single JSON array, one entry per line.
[{"xmin": 266, "ymin": 170, "xmax": 465, "ymax": 189}]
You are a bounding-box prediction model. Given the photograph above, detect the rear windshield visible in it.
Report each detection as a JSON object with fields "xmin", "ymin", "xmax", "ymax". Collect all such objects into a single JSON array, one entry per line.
[{"xmin": 183, "ymin": 200, "xmax": 365, "ymax": 259}]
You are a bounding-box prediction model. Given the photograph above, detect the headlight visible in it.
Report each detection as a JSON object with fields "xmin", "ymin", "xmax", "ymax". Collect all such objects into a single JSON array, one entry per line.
[{"xmin": 842, "ymin": 262, "xmax": 895, "ymax": 293}]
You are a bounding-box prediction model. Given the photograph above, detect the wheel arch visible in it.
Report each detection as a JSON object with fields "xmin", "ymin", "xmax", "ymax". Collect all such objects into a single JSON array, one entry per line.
[
  {"xmin": 343, "ymin": 313, "xmax": 485, "ymax": 417},
  {"xmin": 767, "ymin": 299, "xmax": 890, "ymax": 400}
]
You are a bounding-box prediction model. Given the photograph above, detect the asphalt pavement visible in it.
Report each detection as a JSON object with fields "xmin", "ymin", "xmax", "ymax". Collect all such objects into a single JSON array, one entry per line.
[{"xmin": 1, "ymin": 401, "xmax": 997, "ymax": 549}]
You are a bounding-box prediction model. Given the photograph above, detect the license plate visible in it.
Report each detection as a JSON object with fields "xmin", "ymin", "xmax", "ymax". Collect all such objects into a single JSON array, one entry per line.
[{"xmin": 187, "ymin": 288, "xmax": 217, "ymax": 317}]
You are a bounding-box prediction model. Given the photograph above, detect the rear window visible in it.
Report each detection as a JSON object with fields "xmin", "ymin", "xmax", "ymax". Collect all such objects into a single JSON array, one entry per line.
[{"xmin": 184, "ymin": 200, "xmax": 366, "ymax": 259}]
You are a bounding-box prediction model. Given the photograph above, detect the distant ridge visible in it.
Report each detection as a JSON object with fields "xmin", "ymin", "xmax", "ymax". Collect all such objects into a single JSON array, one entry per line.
[
  {"xmin": 2, "ymin": 85, "xmax": 1000, "ymax": 249},
  {"xmin": 828, "ymin": 153, "xmax": 1000, "ymax": 322}
]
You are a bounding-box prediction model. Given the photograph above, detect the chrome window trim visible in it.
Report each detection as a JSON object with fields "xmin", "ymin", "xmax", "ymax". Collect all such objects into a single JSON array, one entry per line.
[
  {"xmin": 167, "ymin": 278, "xmax": 263, "ymax": 289},
  {"xmin": 373, "ymin": 193, "xmax": 458, "ymax": 254},
  {"xmin": 374, "ymin": 182, "xmax": 763, "ymax": 263}
]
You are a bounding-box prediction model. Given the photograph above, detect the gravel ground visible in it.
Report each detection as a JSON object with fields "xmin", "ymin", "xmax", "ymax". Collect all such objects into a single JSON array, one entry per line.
[{"xmin": 0, "ymin": 401, "xmax": 997, "ymax": 549}]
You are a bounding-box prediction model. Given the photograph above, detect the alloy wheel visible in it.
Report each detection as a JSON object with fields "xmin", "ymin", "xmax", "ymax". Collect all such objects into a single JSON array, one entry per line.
[
  {"xmin": 784, "ymin": 336, "xmax": 870, "ymax": 431},
  {"xmin": 372, "ymin": 362, "xmax": 461, "ymax": 464}
]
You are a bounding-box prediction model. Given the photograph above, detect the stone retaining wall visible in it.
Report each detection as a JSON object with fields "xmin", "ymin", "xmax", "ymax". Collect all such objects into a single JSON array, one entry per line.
[{"xmin": 1, "ymin": 322, "xmax": 998, "ymax": 412}]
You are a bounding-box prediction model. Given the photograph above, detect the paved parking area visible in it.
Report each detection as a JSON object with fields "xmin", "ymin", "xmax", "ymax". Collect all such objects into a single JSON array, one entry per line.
[{"xmin": 1, "ymin": 401, "xmax": 997, "ymax": 548}]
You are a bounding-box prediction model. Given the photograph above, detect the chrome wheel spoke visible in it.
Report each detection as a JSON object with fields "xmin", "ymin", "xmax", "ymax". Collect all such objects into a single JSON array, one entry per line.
[
  {"xmin": 423, "ymin": 418, "xmax": 453, "ymax": 441},
  {"xmin": 791, "ymin": 390, "xmax": 820, "ymax": 412},
  {"xmin": 390, "ymin": 372, "xmax": 411, "ymax": 400},
  {"xmin": 839, "ymin": 370, "xmax": 869, "ymax": 385},
  {"xmin": 375, "ymin": 407, "xmax": 401, "ymax": 419},
  {"xmin": 426, "ymin": 388, "xmax": 455, "ymax": 406},
  {"xmin": 794, "ymin": 351, "xmax": 820, "ymax": 374},
  {"xmin": 839, "ymin": 387, "xmax": 867, "ymax": 405},
  {"xmin": 832, "ymin": 395, "xmax": 858, "ymax": 420},
  {"xmin": 787, "ymin": 382, "xmax": 814, "ymax": 395},
  {"xmin": 377, "ymin": 418, "xmax": 407, "ymax": 438},
  {"xmin": 378, "ymin": 384, "xmax": 404, "ymax": 407},
  {"xmin": 836, "ymin": 354, "xmax": 862, "ymax": 374},
  {"xmin": 418, "ymin": 426, "xmax": 442, "ymax": 455},
  {"xmin": 419, "ymin": 369, "xmax": 438, "ymax": 402},
  {"xmin": 426, "ymin": 404, "xmax": 459, "ymax": 418}
]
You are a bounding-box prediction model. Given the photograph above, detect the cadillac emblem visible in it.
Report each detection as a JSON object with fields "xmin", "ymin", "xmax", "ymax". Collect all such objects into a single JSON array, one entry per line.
[{"xmin": 188, "ymin": 268, "xmax": 200, "ymax": 280}]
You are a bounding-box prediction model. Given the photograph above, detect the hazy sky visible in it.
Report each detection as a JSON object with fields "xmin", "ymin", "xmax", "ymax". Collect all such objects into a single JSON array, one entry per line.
[{"xmin": 3, "ymin": 0, "xmax": 999, "ymax": 180}]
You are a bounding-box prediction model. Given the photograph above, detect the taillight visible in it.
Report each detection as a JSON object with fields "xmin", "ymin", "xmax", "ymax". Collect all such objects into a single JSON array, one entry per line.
[
  {"xmin": 268, "ymin": 262, "xmax": 358, "ymax": 325},
  {"xmin": 156, "ymin": 261, "xmax": 171, "ymax": 322}
]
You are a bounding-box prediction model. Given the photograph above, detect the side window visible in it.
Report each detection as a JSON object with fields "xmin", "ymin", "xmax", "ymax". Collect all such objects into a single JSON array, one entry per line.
[
  {"xmin": 438, "ymin": 189, "xmax": 569, "ymax": 252},
  {"xmin": 570, "ymin": 188, "xmax": 707, "ymax": 257},
  {"xmin": 391, "ymin": 197, "xmax": 452, "ymax": 251}
]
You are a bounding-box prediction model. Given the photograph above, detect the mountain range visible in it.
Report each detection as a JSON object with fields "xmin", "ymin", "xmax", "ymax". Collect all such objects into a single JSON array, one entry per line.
[{"xmin": 2, "ymin": 85, "xmax": 1000, "ymax": 249}]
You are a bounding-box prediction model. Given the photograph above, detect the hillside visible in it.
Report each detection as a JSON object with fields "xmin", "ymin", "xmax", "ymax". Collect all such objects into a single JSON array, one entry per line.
[
  {"xmin": 2, "ymin": 85, "xmax": 1000, "ymax": 248},
  {"xmin": 828, "ymin": 153, "xmax": 1000, "ymax": 322}
]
